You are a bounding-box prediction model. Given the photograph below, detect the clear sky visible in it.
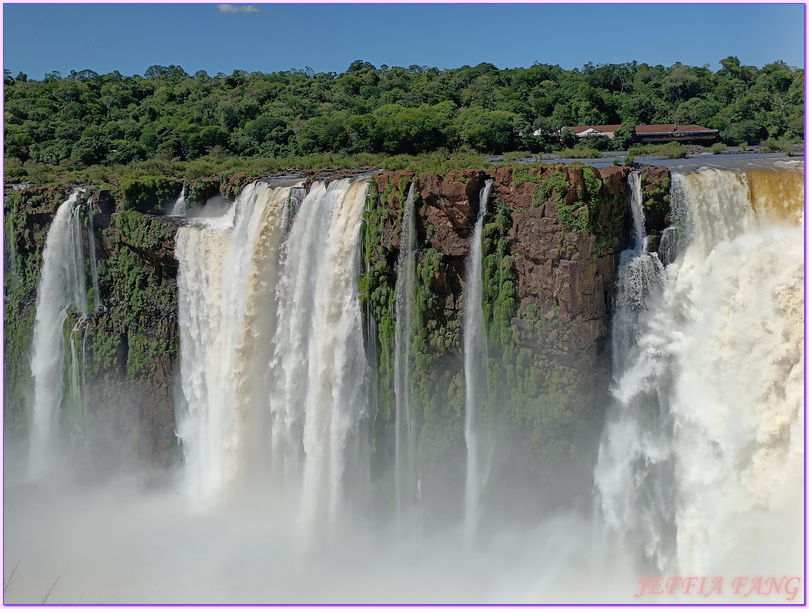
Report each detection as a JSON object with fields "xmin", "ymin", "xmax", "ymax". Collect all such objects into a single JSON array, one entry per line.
[{"xmin": 3, "ymin": 3, "xmax": 805, "ymax": 80}]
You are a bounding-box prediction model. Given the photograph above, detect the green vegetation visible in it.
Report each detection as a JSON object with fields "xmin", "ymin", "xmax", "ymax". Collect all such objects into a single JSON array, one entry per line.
[
  {"xmin": 86, "ymin": 212, "xmax": 178, "ymax": 379},
  {"xmin": 761, "ymin": 137, "xmax": 802, "ymax": 154},
  {"xmin": 119, "ymin": 174, "xmax": 181, "ymax": 212},
  {"xmin": 477, "ymin": 195, "xmax": 607, "ymax": 467},
  {"xmin": 530, "ymin": 168, "xmax": 592, "ymax": 234},
  {"xmin": 4, "ymin": 57, "xmax": 802, "ymax": 186},
  {"xmin": 627, "ymin": 141, "xmax": 689, "ymax": 159},
  {"xmin": 710, "ymin": 142, "xmax": 728, "ymax": 154},
  {"xmin": 501, "ymin": 150, "xmax": 533, "ymax": 163},
  {"xmin": 359, "ymin": 167, "xmax": 627, "ymax": 475},
  {"xmin": 556, "ymin": 146, "xmax": 602, "ymax": 159},
  {"xmin": 361, "ymin": 176, "xmax": 410, "ymax": 467},
  {"xmin": 641, "ymin": 171, "xmax": 672, "ymax": 214},
  {"xmin": 4, "ymin": 149, "xmax": 492, "ymax": 190}
]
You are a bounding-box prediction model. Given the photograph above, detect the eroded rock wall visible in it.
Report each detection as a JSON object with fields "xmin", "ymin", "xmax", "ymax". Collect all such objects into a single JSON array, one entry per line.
[
  {"xmin": 364, "ymin": 165, "xmax": 631, "ymax": 513},
  {"xmin": 5, "ymin": 164, "xmax": 634, "ymax": 495},
  {"xmin": 4, "ymin": 187, "xmax": 181, "ymax": 470}
]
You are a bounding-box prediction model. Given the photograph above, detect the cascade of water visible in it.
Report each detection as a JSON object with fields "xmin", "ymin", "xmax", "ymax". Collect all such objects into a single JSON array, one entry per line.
[
  {"xmin": 170, "ymin": 186, "xmax": 187, "ymax": 217},
  {"xmin": 394, "ymin": 182, "xmax": 417, "ymax": 523},
  {"xmin": 29, "ymin": 191, "xmax": 86, "ymax": 478},
  {"xmin": 175, "ymin": 183, "xmax": 289, "ymax": 505},
  {"xmin": 269, "ymin": 179, "xmax": 370, "ymax": 529},
  {"xmin": 628, "ymin": 171, "xmax": 647, "ymax": 249},
  {"xmin": 611, "ymin": 172, "xmax": 665, "ymax": 372},
  {"xmin": 464, "ymin": 179, "xmax": 493, "ymax": 543},
  {"xmin": 86, "ymin": 199, "xmax": 102, "ymax": 311},
  {"xmin": 595, "ymin": 166, "xmax": 804, "ymax": 576},
  {"xmin": 269, "ymin": 182, "xmax": 342, "ymax": 502},
  {"xmin": 285, "ymin": 186, "xmax": 307, "ymax": 231},
  {"xmin": 177, "ymin": 178, "xmax": 371, "ymax": 519},
  {"xmin": 657, "ymin": 226, "xmax": 679, "ymax": 266}
]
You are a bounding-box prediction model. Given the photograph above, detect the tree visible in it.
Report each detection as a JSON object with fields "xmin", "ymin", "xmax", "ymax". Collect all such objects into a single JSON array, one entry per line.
[{"xmin": 611, "ymin": 121, "xmax": 637, "ymax": 150}]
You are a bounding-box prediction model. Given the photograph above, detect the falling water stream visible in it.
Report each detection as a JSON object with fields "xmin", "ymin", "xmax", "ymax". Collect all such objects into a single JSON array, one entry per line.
[
  {"xmin": 170, "ymin": 186, "xmax": 187, "ymax": 217},
  {"xmin": 29, "ymin": 191, "xmax": 87, "ymax": 478},
  {"xmin": 176, "ymin": 179, "xmax": 370, "ymax": 530},
  {"xmin": 464, "ymin": 179, "xmax": 493, "ymax": 544},
  {"xmin": 394, "ymin": 181, "xmax": 417, "ymax": 524},
  {"xmin": 595, "ymin": 162, "xmax": 804, "ymax": 577}
]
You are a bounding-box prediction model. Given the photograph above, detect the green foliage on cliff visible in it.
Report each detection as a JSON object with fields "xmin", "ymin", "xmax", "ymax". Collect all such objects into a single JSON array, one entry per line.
[
  {"xmin": 116, "ymin": 209, "xmax": 177, "ymax": 249},
  {"xmin": 482, "ymin": 206, "xmax": 518, "ymax": 350},
  {"xmin": 119, "ymin": 174, "xmax": 181, "ymax": 213},
  {"xmin": 641, "ymin": 172, "xmax": 672, "ymax": 214},
  {"xmin": 527, "ymin": 167, "xmax": 608, "ymax": 236},
  {"xmin": 475, "ymin": 196, "xmax": 599, "ymax": 468},
  {"xmin": 530, "ymin": 169, "xmax": 589, "ymax": 234},
  {"xmin": 92, "ymin": 213, "xmax": 178, "ymax": 380},
  {"xmin": 361, "ymin": 167, "xmax": 623, "ymax": 474},
  {"xmin": 3, "ymin": 302, "xmax": 35, "ymax": 433},
  {"xmin": 4, "ymin": 58, "xmax": 802, "ymax": 179},
  {"xmin": 361, "ymin": 177, "xmax": 407, "ymax": 464},
  {"xmin": 362, "ymin": 172, "xmax": 471, "ymax": 474},
  {"xmin": 512, "ymin": 164, "xmax": 543, "ymax": 189},
  {"xmin": 411, "ymin": 245, "xmax": 465, "ymax": 470}
]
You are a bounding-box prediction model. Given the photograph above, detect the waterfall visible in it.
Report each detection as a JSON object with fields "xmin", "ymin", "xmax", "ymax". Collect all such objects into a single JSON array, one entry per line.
[
  {"xmin": 175, "ymin": 182, "xmax": 289, "ymax": 505},
  {"xmin": 394, "ymin": 182, "xmax": 416, "ymax": 523},
  {"xmin": 269, "ymin": 179, "xmax": 370, "ymax": 528},
  {"xmin": 268, "ymin": 184, "xmax": 336, "ymax": 502},
  {"xmin": 29, "ymin": 191, "xmax": 87, "ymax": 478},
  {"xmin": 170, "ymin": 186, "xmax": 187, "ymax": 217},
  {"xmin": 657, "ymin": 226, "xmax": 678, "ymax": 266},
  {"xmin": 628, "ymin": 171, "xmax": 646, "ymax": 247},
  {"xmin": 464, "ymin": 179, "xmax": 493, "ymax": 543},
  {"xmin": 595, "ymin": 165, "xmax": 804, "ymax": 576},
  {"xmin": 611, "ymin": 172, "xmax": 665, "ymax": 371},
  {"xmin": 176, "ymin": 179, "xmax": 370, "ymax": 524}
]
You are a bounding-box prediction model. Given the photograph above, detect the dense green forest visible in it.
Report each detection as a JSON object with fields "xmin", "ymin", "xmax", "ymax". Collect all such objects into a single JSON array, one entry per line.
[{"xmin": 4, "ymin": 57, "xmax": 804, "ymax": 177}]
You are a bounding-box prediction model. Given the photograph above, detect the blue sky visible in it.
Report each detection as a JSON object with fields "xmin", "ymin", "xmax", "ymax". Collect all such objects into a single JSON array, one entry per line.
[{"xmin": 3, "ymin": 3, "xmax": 805, "ymax": 80}]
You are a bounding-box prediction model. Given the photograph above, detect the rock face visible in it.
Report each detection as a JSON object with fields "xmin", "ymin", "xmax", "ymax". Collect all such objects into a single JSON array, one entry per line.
[
  {"xmin": 4, "ymin": 186, "xmax": 181, "ymax": 470},
  {"xmin": 365, "ymin": 164, "xmax": 631, "ymax": 513},
  {"xmin": 4, "ymin": 164, "xmax": 636, "ymax": 498},
  {"xmin": 78, "ymin": 200, "xmax": 181, "ymax": 468}
]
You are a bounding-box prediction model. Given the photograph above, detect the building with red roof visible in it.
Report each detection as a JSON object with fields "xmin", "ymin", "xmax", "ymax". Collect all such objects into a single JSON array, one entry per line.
[{"xmin": 532, "ymin": 123, "xmax": 720, "ymax": 145}]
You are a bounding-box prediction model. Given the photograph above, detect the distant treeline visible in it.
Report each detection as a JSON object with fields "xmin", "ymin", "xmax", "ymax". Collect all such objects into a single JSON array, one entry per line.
[{"xmin": 3, "ymin": 57, "xmax": 804, "ymax": 166}]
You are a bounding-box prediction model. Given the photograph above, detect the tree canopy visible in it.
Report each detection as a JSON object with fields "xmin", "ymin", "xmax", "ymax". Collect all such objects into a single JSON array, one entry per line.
[{"xmin": 4, "ymin": 57, "xmax": 803, "ymax": 167}]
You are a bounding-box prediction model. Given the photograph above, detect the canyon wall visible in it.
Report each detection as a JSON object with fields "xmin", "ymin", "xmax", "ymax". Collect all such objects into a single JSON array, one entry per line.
[
  {"xmin": 4, "ymin": 164, "xmax": 633, "ymax": 491},
  {"xmin": 364, "ymin": 165, "xmax": 631, "ymax": 512}
]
